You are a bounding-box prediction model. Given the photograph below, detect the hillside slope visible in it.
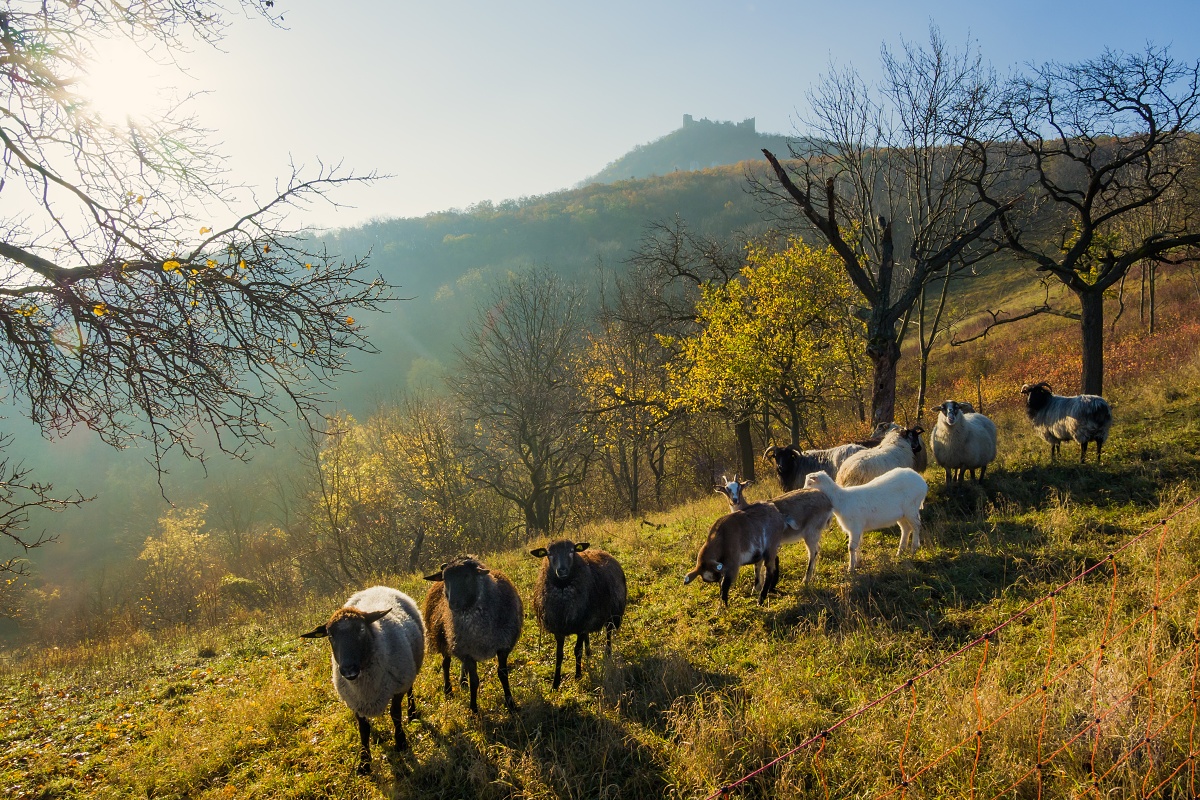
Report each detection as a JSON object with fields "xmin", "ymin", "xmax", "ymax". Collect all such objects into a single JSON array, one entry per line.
[{"xmin": 3, "ymin": 345, "xmax": 1199, "ymax": 798}]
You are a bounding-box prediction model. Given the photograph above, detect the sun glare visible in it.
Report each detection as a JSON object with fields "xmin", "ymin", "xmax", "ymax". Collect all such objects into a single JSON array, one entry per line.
[{"xmin": 81, "ymin": 38, "xmax": 183, "ymax": 123}]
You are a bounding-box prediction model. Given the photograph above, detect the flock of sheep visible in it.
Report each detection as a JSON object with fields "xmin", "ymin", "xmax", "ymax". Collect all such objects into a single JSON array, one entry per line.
[{"xmin": 299, "ymin": 382, "xmax": 1111, "ymax": 773}]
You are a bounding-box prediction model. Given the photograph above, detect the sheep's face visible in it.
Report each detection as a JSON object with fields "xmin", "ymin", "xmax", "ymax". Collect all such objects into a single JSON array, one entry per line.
[
  {"xmin": 440, "ymin": 560, "xmax": 488, "ymax": 613},
  {"xmin": 531, "ymin": 540, "xmax": 588, "ymax": 582},
  {"xmin": 299, "ymin": 606, "xmax": 388, "ymax": 682},
  {"xmin": 937, "ymin": 401, "xmax": 972, "ymax": 427},
  {"xmin": 1020, "ymin": 383, "xmax": 1053, "ymax": 413}
]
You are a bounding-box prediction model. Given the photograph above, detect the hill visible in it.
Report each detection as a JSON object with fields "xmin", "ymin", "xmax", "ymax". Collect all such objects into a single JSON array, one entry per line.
[
  {"xmin": 2, "ymin": 300, "xmax": 1199, "ymax": 797},
  {"xmin": 583, "ymin": 115, "xmax": 800, "ymax": 185}
]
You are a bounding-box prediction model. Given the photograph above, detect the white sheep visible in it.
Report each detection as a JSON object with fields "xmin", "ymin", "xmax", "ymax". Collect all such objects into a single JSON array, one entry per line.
[
  {"xmin": 804, "ymin": 469, "xmax": 928, "ymax": 572},
  {"xmin": 835, "ymin": 427, "xmax": 923, "ymax": 487},
  {"xmin": 300, "ymin": 585, "xmax": 425, "ymax": 774},
  {"xmin": 931, "ymin": 400, "xmax": 998, "ymax": 483}
]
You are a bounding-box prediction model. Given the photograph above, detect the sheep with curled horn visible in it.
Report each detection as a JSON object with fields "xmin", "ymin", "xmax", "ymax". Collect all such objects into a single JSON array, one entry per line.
[
  {"xmin": 423, "ymin": 555, "xmax": 523, "ymax": 713},
  {"xmin": 763, "ymin": 443, "xmax": 866, "ymax": 491},
  {"xmin": 529, "ymin": 539, "xmax": 627, "ymax": 690}
]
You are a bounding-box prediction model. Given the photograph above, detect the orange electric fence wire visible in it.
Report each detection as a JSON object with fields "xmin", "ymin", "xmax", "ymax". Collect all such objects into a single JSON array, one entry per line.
[{"xmin": 701, "ymin": 493, "xmax": 1200, "ymax": 799}]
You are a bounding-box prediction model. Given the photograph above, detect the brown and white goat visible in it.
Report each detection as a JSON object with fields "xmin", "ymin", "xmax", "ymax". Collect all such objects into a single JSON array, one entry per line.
[
  {"xmin": 685, "ymin": 502, "xmax": 789, "ymax": 605},
  {"xmin": 716, "ymin": 479, "xmax": 833, "ymax": 587}
]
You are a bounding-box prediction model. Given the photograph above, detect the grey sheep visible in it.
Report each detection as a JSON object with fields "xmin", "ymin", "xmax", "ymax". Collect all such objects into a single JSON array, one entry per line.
[
  {"xmin": 529, "ymin": 540, "xmax": 627, "ymax": 689},
  {"xmin": 300, "ymin": 585, "xmax": 425, "ymax": 774},
  {"xmin": 1020, "ymin": 382, "xmax": 1113, "ymax": 463},
  {"xmin": 423, "ymin": 555, "xmax": 523, "ymax": 712},
  {"xmin": 763, "ymin": 443, "xmax": 867, "ymax": 490},
  {"xmin": 931, "ymin": 400, "xmax": 998, "ymax": 483}
]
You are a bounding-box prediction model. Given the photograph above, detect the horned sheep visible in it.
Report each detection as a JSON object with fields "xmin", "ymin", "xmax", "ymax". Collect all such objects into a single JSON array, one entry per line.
[
  {"xmin": 804, "ymin": 468, "xmax": 928, "ymax": 572},
  {"xmin": 763, "ymin": 443, "xmax": 867, "ymax": 490},
  {"xmin": 423, "ymin": 555, "xmax": 523, "ymax": 713},
  {"xmin": 931, "ymin": 400, "xmax": 998, "ymax": 483},
  {"xmin": 529, "ymin": 540, "xmax": 627, "ymax": 689},
  {"xmin": 1020, "ymin": 382, "xmax": 1112, "ymax": 463},
  {"xmin": 300, "ymin": 585, "xmax": 425, "ymax": 774}
]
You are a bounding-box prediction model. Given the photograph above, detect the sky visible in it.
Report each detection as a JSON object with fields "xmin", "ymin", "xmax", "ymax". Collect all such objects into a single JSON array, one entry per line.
[{"xmin": 86, "ymin": 0, "xmax": 1200, "ymax": 231}]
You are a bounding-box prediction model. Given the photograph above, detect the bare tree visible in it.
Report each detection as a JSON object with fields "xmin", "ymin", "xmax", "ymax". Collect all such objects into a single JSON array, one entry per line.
[
  {"xmin": 451, "ymin": 269, "xmax": 592, "ymax": 535},
  {"xmin": 985, "ymin": 46, "xmax": 1200, "ymax": 396},
  {"xmin": 756, "ymin": 27, "xmax": 1012, "ymax": 425},
  {"xmin": 0, "ymin": 3, "xmax": 394, "ymax": 568}
]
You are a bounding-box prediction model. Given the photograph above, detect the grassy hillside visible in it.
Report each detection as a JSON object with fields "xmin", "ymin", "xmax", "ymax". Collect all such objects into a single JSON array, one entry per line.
[{"xmin": 2, "ymin": 336, "xmax": 1198, "ymax": 798}]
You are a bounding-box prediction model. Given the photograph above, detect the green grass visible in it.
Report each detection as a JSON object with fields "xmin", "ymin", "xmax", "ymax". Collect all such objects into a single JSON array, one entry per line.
[{"xmin": 3, "ymin": 376, "xmax": 1200, "ymax": 798}]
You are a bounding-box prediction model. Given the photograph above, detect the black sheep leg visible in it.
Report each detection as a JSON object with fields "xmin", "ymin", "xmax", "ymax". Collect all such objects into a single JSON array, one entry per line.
[
  {"xmin": 552, "ymin": 634, "xmax": 565, "ymax": 689},
  {"xmin": 497, "ymin": 649, "xmax": 518, "ymax": 711},
  {"xmin": 390, "ymin": 694, "xmax": 408, "ymax": 751},
  {"xmin": 441, "ymin": 654, "xmax": 453, "ymax": 697},
  {"xmin": 355, "ymin": 714, "xmax": 372, "ymax": 774},
  {"xmin": 464, "ymin": 657, "xmax": 480, "ymax": 713},
  {"xmin": 407, "ymin": 687, "xmax": 418, "ymax": 720},
  {"xmin": 573, "ymin": 634, "xmax": 586, "ymax": 679}
]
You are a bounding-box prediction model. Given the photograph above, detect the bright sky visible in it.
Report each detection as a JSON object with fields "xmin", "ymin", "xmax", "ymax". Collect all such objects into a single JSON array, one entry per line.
[{"xmin": 86, "ymin": 0, "xmax": 1200, "ymax": 230}]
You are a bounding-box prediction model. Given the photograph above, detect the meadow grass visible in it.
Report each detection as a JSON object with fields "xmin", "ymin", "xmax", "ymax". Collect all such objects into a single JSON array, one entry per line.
[{"xmin": 3, "ymin": 306, "xmax": 1200, "ymax": 798}]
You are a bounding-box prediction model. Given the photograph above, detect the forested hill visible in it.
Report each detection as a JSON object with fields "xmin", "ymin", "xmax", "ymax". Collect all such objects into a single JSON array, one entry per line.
[
  {"xmin": 584, "ymin": 115, "xmax": 798, "ymax": 184},
  {"xmin": 322, "ymin": 161, "xmax": 778, "ymax": 407}
]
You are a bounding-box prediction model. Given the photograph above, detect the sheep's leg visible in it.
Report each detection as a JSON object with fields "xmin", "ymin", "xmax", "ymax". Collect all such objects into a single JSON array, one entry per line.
[
  {"xmin": 1096, "ymin": 440, "xmax": 1103, "ymax": 463},
  {"xmin": 1080, "ymin": 441, "xmax": 1088, "ymax": 463},
  {"xmin": 574, "ymin": 634, "xmax": 586, "ymax": 679},
  {"xmin": 497, "ymin": 649, "xmax": 518, "ymax": 712},
  {"xmin": 604, "ymin": 623, "xmax": 614, "ymax": 655},
  {"xmin": 390, "ymin": 693, "xmax": 408, "ymax": 752},
  {"xmin": 552, "ymin": 634, "xmax": 565, "ymax": 690},
  {"xmin": 464, "ymin": 657, "xmax": 480, "ymax": 713},
  {"xmin": 896, "ymin": 521, "xmax": 910, "ymax": 557},
  {"xmin": 583, "ymin": 632, "xmax": 592, "ymax": 658},
  {"xmin": 944, "ymin": 467, "xmax": 952, "ymax": 484},
  {"xmin": 355, "ymin": 714, "xmax": 372, "ymax": 774},
  {"xmin": 407, "ymin": 687, "xmax": 418, "ymax": 721},
  {"xmin": 978, "ymin": 464, "xmax": 987, "ymax": 481},
  {"xmin": 459, "ymin": 663, "xmax": 469, "ymax": 688},
  {"xmin": 441, "ymin": 654, "xmax": 453, "ymax": 697}
]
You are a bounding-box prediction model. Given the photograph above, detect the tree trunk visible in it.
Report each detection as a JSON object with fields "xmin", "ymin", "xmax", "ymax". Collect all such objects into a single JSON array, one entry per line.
[
  {"xmin": 735, "ymin": 418, "xmax": 756, "ymax": 482},
  {"xmin": 1148, "ymin": 262, "xmax": 1157, "ymax": 334},
  {"xmin": 867, "ymin": 337, "xmax": 901, "ymax": 425},
  {"xmin": 1079, "ymin": 288, "xmax": 1105, "ymax": 396}
]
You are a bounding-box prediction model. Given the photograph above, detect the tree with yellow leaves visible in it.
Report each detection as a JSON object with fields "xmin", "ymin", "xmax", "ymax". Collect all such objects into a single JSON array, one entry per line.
[{"xmin": 669, "ymin": 237, "xmax": 866, "ymax": 447}]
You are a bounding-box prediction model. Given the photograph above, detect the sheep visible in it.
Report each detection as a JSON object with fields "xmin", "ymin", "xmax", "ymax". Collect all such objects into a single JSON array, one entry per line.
[
  {"xmin": 835, "ymin": 426, "xmax": 926, "ymax": 487},
  {"xmin": 529, "ymin": 540, "xmax": 627, "ymax": 689},
  {"xmin": 423, "ymin": 555, "xmax": 523, "ymax": 713},
  {"xmin": 931, "ymin": 400, "xmax": 998, "ymax": 483},
  {"xmin": 1020, "ymin": 382, "xmax": 1113, "ymax": 463},
  {"xmin": 299, "ymin": 585, "xmax": 424, "ymax": 774},
  {"xmin": 763, "ymin": 443, "xmax": 867, "ymax": 490},
  {"xmin": 714, "ymin": 478, "xmax": 833, "ymax": 588},
  {"xmin": 803, "ymin": 469, "xmax": 928, "ymax": 572}
]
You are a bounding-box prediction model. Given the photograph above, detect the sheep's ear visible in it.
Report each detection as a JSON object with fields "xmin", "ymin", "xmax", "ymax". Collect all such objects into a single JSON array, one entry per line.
[
  {"xmin": 299, "ymin": 624, "xmax": 328, "ymax": 639},
  {"xmin": 574, "ymin": 542, "xmax": 590, "ymax": 552},
  {"xmin": 714, "ymin": 485, "xmax": 729, "ymax": 496},
  {"xmin": 423, "ymin": 571, "xmax": 443, "ymax": 582},
  {"xmin": 529, "ymin": 548, "xmax": 548, "ymax": 558},
  {"xmin": 933, "ymin": 402, "xmax": 945, "ymax": 413},
  {"xmin": 362, "ymin": 609, "xmax": 389, "ymax": 625}
]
